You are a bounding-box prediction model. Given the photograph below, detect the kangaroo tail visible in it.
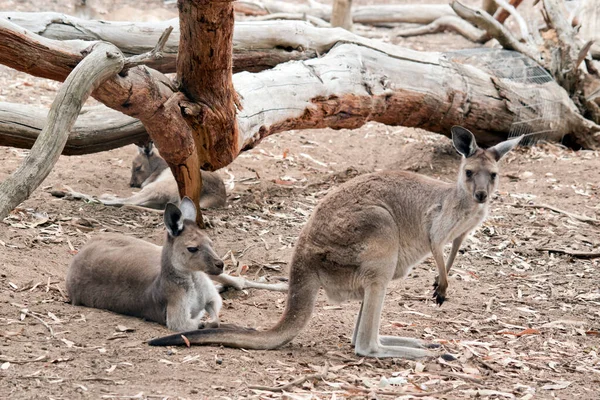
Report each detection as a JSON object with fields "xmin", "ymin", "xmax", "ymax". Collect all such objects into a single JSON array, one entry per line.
[{"xmin": 149, "ymin": 261, "xmax": 319, "ymax": 349}]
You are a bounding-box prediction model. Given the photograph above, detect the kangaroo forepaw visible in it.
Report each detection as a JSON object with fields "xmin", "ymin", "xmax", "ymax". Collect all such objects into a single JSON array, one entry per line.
[
  {"xmin": 198, "ymin": 321, "xmax": 220, "ymax": 329},
  {"xmin": 432, "ymin": 276, "xmax": 439, "ymax": 289}
]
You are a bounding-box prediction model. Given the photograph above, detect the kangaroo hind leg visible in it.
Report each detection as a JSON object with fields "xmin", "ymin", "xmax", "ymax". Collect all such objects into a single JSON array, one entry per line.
[{"xmin": 354, "ymin": 281, "xmax": 434, "ymax": 359}]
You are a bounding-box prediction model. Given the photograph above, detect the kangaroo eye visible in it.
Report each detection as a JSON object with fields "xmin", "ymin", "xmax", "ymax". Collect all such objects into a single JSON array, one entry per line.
[
  {"xmin": 465, "ymin": 170, "xmax": 473, "ymax": 178},
  {"xmin": 134, "ymin": 166, "xmax": 142, "ymax": 172},
  {"xmin": 490, "ymin": 173, "xmax": 497, "ymax": 180},
  {"xmin": 187, "ymin": 247, "xmax": 199, "ymax": 253}
]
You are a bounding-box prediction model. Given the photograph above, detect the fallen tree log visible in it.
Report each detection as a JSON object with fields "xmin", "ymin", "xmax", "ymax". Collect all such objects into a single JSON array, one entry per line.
[
  {"xmin": 0, "ymin": 42, "xmax": 124, "ymax": 219},
  {"xmin": 2, "ymin": 42, "xmax": 599, "ymax": 157},
  {"xmin": 234, "ymin": 0, "xmax": 455, "ymax": 25},
  {"xmin": 0, "ymin": 103, "xmax": 146, "ymax": 155},
  {"xmin": 0, "ymin": 12, "xmax": 316, "ymax": 74}
]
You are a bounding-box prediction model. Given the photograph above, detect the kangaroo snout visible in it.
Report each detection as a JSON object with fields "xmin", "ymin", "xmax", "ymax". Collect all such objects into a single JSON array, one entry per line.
[
  {"xmin": 474, "ymin": 191, "xmax": 488, "ymax": 203},
  {"xmin": 206, "ymin": 258, "xmax": 224, "ymax": 276}
]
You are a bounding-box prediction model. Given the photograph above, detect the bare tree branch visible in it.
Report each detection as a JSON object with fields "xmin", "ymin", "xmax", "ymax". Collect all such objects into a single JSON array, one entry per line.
[
  {"xmin": 451, "ymin": 1, "xmax": 540, "ymax": 63},
  {"xmin": 0, "ymin": 43, "xmax": 124, "ymax": 219}
]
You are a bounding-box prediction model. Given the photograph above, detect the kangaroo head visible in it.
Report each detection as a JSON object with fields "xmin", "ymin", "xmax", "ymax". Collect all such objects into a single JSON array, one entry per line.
[
  {"xmin": 163, "ymin": 197, "xmax": 224, "ymax": 276},
  {"xmin": 452, "ymin": 126, "xmax": 521, "ymax": 205},
  {"xmin": 130, "ymin": 142, "xmax": 168, "ymax": 187}
]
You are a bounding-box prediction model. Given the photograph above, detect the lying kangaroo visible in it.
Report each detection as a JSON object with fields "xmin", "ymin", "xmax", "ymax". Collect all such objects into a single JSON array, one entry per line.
[
  {"xmin": 149, "ymin": 127, "xmax": 521, "ymax": 358},
  {"xmin": 100, "ymin": 143, "xmax": 226, "ymax": 210},
  {"xmin": 67, "ymin": 197, "xmax": 287, "ymax": 331}
]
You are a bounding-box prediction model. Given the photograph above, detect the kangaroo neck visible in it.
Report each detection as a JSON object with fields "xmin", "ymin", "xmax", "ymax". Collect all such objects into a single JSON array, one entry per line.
[{"xmin": 159, "ymin": 238, "xmax": 192, "ymax": 287}]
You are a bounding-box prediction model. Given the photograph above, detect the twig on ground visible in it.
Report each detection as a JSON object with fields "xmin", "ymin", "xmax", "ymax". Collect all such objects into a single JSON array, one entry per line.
[
  {"xmin": 0, "ymin": 354, "xmax": 47, "ymax": 364},
  {"xmin": 122, "ymin": 204, "xmax": 164, "ymax": 215},
  {"xmin": 511, "ymin": 203, "xmax": 599, "ymax": 225},
  {"xmin": 339, "ymin": 384, "xmax": 454, "ymax": 397},
  {"xmin": 435, "ymin": 371, "xmax": 485, "ymax": 385},
  {"xmin": 536, "ymin": 247, "xmax": 600, "ymax": 258},
  {"xmin": 248, "ymin": 365, "xmax": 329, "ymax": 392},
  {"xmin": 21, "ymin": 309, "xmax": 54, "ymax": 337}
]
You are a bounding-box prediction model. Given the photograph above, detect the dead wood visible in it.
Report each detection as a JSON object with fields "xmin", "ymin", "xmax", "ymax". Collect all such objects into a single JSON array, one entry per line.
[
  {"xmin": 482, "ymin": 0, "xmax": 498, "ymax": 16},
  {"xmin": 1, "ymin": 21, "xmax": 600, "ymax": 157},
  {"xmin": 0, "ymin": 103, "xmax": 146, "ymax": 155},
  {"xmin": 170, "ymin": 0, "xmax": 239, "ymax": 225},
  {"xmin": 493, "ymin": 0, "xmax": 524, "ymax": 25},
  {"xmin": 234, "ymin": 0, "xmax": 455, "ymax": 25},
  {"xmin": 577, "ymin": 0, "xmax": 600, "ymax": 59},
  {"xmin": 0, "ymin": 42, "xmax": 124, "ymax": 220},
  {"xmin": 535, "ymin": 248, "xmax": 600, "ymax": 258},
  {"xmin": 451, "ymin": 0, "xmax": 600, "ymax": 125},
  {"xmin": 396, "ymin": 15, "xmax": 486, "ymax": 42},
  {"xmin": 512, "ymin": 203, "xmax": 599, "ymax": 225},
  {"xmin": 0, "ymin": 12, "xmax": 315, "ymax": 74},
  {"xmin": 248, "ymin": 365, "xmax": 329, "ymax": 392},
  {"xmin": 331, "ymin": 0, "xmax": 353, "ymax": 31}
]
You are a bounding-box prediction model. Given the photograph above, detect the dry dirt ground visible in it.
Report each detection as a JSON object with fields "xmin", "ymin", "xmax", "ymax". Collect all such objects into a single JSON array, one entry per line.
[{"xmin": 1, "ymin": 0, "xmax": 600, "ymax": 399}]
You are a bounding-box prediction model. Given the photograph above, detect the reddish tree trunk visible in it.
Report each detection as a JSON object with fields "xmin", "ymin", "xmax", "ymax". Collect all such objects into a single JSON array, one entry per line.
[{"xmin": 169, "ymin": 0, "xmax": 239, "ymax": 217}]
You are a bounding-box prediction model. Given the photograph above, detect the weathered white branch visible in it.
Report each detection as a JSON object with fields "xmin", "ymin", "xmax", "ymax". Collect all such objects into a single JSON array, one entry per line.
[
  {"xmin": 1, "ymin": 20, "xmax": 599, "ymax": 156},
  {"xmin": 0, "ymin": 102, "xmax": 146, "ymax": 154},
  {"xmin": 234, "ymin": 0, "xmax": 455, "ymax": 25},
  {"xmin": 396, "ymin": 15, "xmax": 486, "ymax": 42},
  {"xmin": 0, "ymin": 13, "xmax": 316, "ymax": 73},
  {"xmin": 122, "ymin": 26, "xmax": 174, "ymax": 71},
  {"xmin": 0, "ymin": 43, "xmax": 124, "ymax": 219},
  {"xmin": 492, "ymin": 0, "xmax": 529, "ymax": 40},
  {"xmin": 451, "ymin": 1, "xmax": 540, "ymax": 63},
  {"xmin": 251, "ymin": 13, "xmax": 330, "ymax": 27}
]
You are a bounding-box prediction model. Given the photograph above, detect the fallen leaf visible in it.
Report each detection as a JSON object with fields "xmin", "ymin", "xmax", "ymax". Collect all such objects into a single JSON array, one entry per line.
[
  {"xmin": 498, "ymin": 328, "xmax": 540, "ymax": 337},
  {"xmin": 116, "ymin": 325, "xmax": 135, "ymax": 332},
  {"xmin": 1, "ymin": 362, "xmax": 10, "ymax": 370},
  {"xmin": 541, "ymin": 381, "xmax": 571, "ymax": 390},
  {"xmin": 181, "ymin": 334, "xmax": 191, "ymax": 348}
]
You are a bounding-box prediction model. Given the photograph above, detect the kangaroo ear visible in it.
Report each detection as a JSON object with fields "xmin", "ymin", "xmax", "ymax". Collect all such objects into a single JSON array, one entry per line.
[
  {"xmin": 143, "ymin": 142, "xmax": 154, "ymax": 156},
  {"xmin": 488, "ymin": 136, "xmax": 522, "ymax": 161},
  {"xmin": 179, "ymin": 197, "xmax": 197, "ymax": 222},
  {"xmin": 451, "ymin": 126, "xmax": 478, "ymax": 158},
  {"xmin": 164, "ymin": 202, "xmax": 184, "ymax": 237}
]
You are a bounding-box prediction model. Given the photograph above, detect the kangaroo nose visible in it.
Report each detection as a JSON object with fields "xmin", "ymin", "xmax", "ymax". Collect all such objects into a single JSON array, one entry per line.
[
  {"xmin": 475, "ymin": 191, "xmax": 488, "ymax": 203},
  {"xmin": 215, "ymin": 259, "xmax": 224, "ymax": 270}
]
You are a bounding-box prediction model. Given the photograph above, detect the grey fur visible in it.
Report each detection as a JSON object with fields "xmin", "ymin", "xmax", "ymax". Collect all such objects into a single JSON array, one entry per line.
[
  {"xmin": 149, "ymin": 128, "xmax": 520, "ymax": 359},
  {"xmin": 101, "ymin": 145, "xmax": 227, "ymax": 210},
  {"xmin": 67, "ymin": 198, "xmax": 224, "ymax": 331}
]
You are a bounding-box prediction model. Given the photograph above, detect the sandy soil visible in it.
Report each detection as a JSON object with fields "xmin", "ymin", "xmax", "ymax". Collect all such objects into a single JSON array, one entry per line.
[{"xmin": 1, "ymin": 1, "xmax": 599, "ymax": 399}]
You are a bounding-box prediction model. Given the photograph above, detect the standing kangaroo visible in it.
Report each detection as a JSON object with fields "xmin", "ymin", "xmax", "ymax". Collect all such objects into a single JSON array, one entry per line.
[
  {"xmin": 149, "ymin": 127, "xmax": 521, "ymax": 358},
  {"xmin": 100, "ymin": 143, "xmax": 226, "ymax": 210}
]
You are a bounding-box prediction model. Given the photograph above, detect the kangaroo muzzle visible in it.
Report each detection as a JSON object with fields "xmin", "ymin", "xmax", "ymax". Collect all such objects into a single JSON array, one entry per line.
[{"xmin": 474, "ymin": 191, "xmax": 488, "ymax": 203}]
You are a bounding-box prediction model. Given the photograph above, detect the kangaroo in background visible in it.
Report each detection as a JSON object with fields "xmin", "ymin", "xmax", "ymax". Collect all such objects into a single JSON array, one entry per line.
[
  {"xmin": 149, "ymin": 127, "xmax": 521, "ymax": 359},
  {"xmin": 67, "ymin": 197, "xmax": 224, "ymax": 331},
  {"xmin": 100, "ymin": 143, "xmax": 227, "ymax": 210}
]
